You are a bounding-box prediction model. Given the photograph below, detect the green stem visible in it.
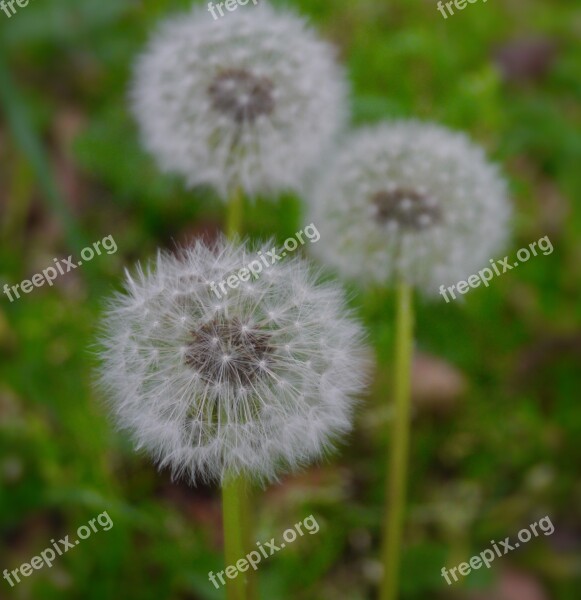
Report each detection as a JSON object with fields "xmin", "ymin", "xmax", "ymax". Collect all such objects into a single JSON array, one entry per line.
[
  {"xmin": 240, "ymin": 481, "xmax": 257, "ymax": 599},
  {"xmin": 380, "ymin": 281, "xmax": 414, "ymax": 600},
  {"xmin": 222, "ymin": 475, "xmax": 250, "ymax": 600},
  {"xmin": 222, "ymin": 188, "xmax": 255, "ymax": 598},
  {"xmin": 226, "ymin": 187, "xmax": 244, "ymax": 240}
]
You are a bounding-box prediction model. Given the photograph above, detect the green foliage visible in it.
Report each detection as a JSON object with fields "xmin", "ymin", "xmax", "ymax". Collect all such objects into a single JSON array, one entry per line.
[{"xmin": 0, "ymin": 0, "xmax": 580, "ymax": 598}]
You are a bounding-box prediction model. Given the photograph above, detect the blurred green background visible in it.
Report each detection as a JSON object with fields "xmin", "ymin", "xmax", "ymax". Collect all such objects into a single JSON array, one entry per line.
[{"xmin": 0, "ymin": 0, "xmax": 580, "ymax": 598}]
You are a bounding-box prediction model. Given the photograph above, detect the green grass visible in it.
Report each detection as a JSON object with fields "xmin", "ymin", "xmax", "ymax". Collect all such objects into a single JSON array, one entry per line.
[{"xmin": 0, "ymin": 0, "xmax": 580, "ymax": 598}]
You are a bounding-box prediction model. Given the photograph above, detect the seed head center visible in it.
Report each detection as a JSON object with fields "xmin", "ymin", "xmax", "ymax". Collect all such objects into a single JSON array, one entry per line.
[
  {"xmin": 208, "ymin": 69, "xmax": 275, "ymax": 124},
  {"xmin": 372, "ymin": 187, "xmax": 441, "ymax": 230},
  {"xmin": 185, "ymin": 317, "xmax": 272, "ymax": 385}
]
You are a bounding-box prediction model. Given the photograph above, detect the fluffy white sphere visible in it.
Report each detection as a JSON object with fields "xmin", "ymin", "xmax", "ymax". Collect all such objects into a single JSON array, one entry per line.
[
  {"xmin": 98, "ymin": 239, "xmax": 369, "ymax": 484},
  {"xmin": 308, "ymin": 121, "xmax": 512, "ymax": 295},
  {"xmin": 131, "ymin": 2, "xmax": 347, "ymax": 199}
]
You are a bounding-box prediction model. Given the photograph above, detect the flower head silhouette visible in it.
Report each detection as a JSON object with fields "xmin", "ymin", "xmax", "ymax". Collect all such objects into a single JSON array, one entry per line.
[
  {"xmin": 131, "ymin": 3, "xmax": 347, "ymax": 199},
  {"xmin": 98, "ymin": 239, "xmax": 369, "ymax": 484}
]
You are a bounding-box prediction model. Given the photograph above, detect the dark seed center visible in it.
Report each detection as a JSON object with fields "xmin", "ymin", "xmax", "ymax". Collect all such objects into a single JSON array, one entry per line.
[
  {"xmin": 371, "ymin": 187, "xmax": 441, "ymax": 231},
  {"xmin": 208, "ymin": 69, "xmax": 275, "ymax": 124},
  {"xmin": 184, "ymin": 317, "xmax": 272, "ymax": 386}
]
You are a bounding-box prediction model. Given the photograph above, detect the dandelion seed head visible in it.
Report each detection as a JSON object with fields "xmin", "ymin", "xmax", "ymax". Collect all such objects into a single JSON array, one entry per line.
[
  {"xmin": 131, "ymin": 3, "xmax": 347, "ymax": 199},
  {"xmin": 309, "ymin": 121, "xmax": 511, "ymax": 295},
  {"xmin": 98, "ymin": 238, "xmax": 369, "ymax": 484}
]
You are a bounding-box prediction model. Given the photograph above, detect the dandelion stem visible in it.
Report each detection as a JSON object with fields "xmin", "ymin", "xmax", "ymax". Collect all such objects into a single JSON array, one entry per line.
[
  {"xmin": 222, "ymin": 474, "xmax": 250, "ymax": 600},
  {"xmin": 380, "ymin": 280, "xmax": 414, "ymax": 600},
  {"xmin": 226, "ymin": 187, "xmax": 244, "ymax": 239},
  {"xmin": 223, "ymin": 186, "xmax": 255, "ymax": 600},
  {"xmin": 240, "ymin": 480, "xmax": 257, "ymax": 600}
]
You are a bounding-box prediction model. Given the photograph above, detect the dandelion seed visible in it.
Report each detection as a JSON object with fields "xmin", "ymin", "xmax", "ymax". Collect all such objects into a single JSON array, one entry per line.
[
  {"xmin": 131, "ymin": 3, "xmax": 347, "ymax": 199},
  {"xmin": 309, "ymin": 121, "xmax": 511, "ymax": 295},
  {"xmin": 306, "ymin": 120, "xmax": 512, "ymax": 600},
  {"xmin": 98, "ymin": 238, "xmax": 369, "ymax": 484}
]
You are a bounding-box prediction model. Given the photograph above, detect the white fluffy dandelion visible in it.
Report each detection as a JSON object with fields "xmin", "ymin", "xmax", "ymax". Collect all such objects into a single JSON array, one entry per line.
[
  {"xmin": 98, "ymin": 239, "xmax": 369, "ymax": 484},
  {"xmin": 131, "ymin": 2, "xmax": 347, "ymax": 199},
  {"xmin": 309, "ymin": 121, "xmax": 511, "ymax": 295}
]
